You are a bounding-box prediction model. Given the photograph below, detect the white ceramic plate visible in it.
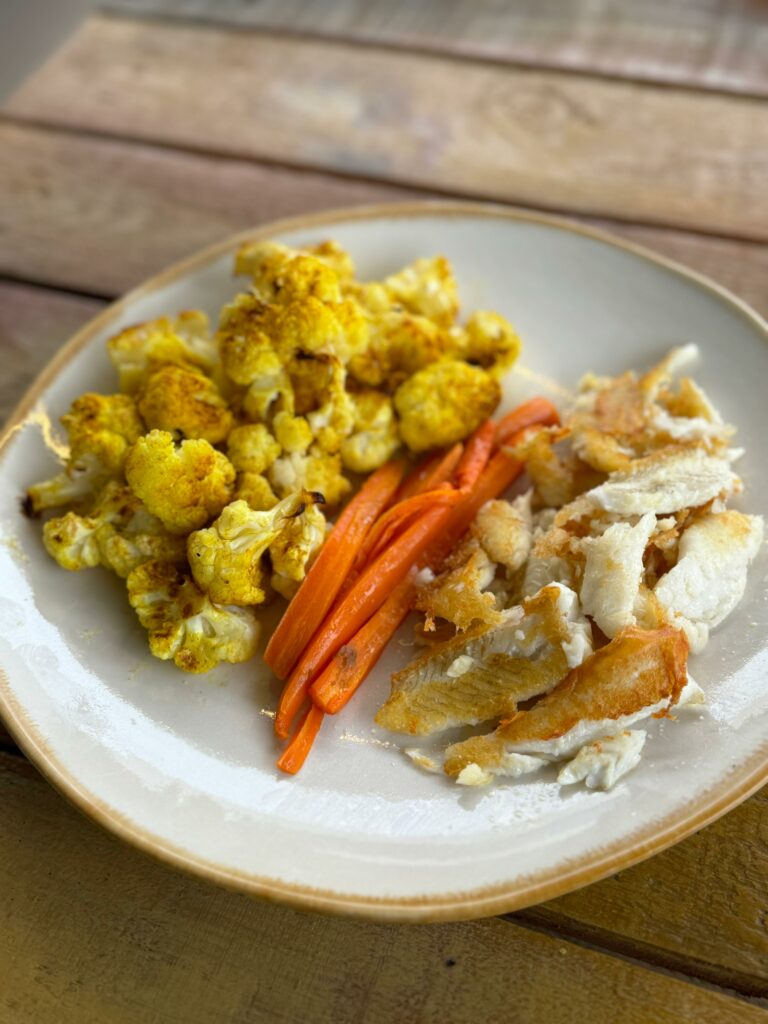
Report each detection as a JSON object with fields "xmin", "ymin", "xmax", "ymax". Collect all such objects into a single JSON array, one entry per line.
[{"xmin": 1, "ymin": 203, "xmax": 767, "ymax": 921}]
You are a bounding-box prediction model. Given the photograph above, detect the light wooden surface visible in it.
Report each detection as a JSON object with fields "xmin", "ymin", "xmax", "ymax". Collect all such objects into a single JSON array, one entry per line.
[
  {"xmin": 1, "ymin": 3, "xmax": 767, "ymax": 1020},
  {"xmin": 7, "ymin": 16, "xmax": 768, "ymax": 239},
  {"xmin": 0, "ymin": 752, "xmax": 765, "ymax": 1024}
]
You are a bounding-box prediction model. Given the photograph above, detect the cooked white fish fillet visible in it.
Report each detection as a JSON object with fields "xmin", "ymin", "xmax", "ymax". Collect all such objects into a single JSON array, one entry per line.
[
  {"xmin": 654, "ymin": 510, "xmax": 764, "ymax": 653},
  {"xmin": 579, "ymin": 512, "xmax": 656, "ymax": 638},
  {"xmin": 376, "ymin": 584, "xmax": 592, "ymax": 735},
  {"xmin": 473, "ymin": 491, "xmax": 533, "ymax": 573},
  {"xmin": 556, "ymin": 730, "xmax": 647, "ymax": 790},
  {"xmin": 587, "ymin": 447, "xmax": 739, "ymax": 516},
  {"xmin": 443, "ymin": 626, "xmax": 689, "ymax": 781}
]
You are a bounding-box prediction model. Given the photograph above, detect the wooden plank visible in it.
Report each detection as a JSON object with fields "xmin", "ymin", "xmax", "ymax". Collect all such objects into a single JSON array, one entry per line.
[
  {"xmin": 522, "ymin": 786, "xmax": 768, "ymax": 997},
  {"xmin": 103, "ymin": 0, "xmax": 768, "ymax": 98},
  {"xmin": 0, "ymin": 280, "xmax": 104, "ymax": 421},
  {"xmin": 0, "ymin": 752, "xmax": 764, "ymax": 1024},
  {"xmin": 2, "ymin": 123, "xmax": 768, "ymax": 315},
  {"xmin": 6, "ymin": 16, "xmax": 768, "ymax": 241}
]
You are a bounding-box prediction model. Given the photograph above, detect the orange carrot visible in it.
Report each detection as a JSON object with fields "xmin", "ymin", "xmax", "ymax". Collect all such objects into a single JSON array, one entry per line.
[
  {"xmin": 275, "ymin": 406, "xmax": 555, "ymax": 744},
  {"xmin": 393, "ymin": 443, "xmax": 463, "ymax": 502},
  {"xmin": 265, "ymin": 459, "xmax": 404, "ymax": 680},
  {"xmin": 454, "ymin": 419, "xmax": 496, "ymax": 492},
  {"xmin": 495, "ymin": 397, "xmax": 560, "ymax": 445},
  {"xmin": 276, "ymin": 704, "xmax": 325, "ymax": 775},
  {"xmin": 274, "ymin": 500, "xmax": 458, "ymax": 737},
  {"xmin": 310, "ymin": 577, "xmax": 416, "ymax": 714},
  {"xmin": 354, "ymin": 485, "xmax": 463, "ymax": 570}
]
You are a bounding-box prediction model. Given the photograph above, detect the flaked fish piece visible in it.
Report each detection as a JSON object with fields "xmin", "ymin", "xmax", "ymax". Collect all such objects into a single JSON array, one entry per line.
[
  {"xmin": 472, "ymin": 491, "xmax": 533, "ymax": 574},
  {"xmin": 570, "ymin": 346, "xmax": 734, "ymax": 471},
  {"xmin": 443, "ymin": 625, "xmax": 689, "ymax": 781},
  {"xmin": 587, "ymin": 446, "xmax": 739, "ymax": 517},
  {"xmin": 579, "ymin": 512, "xmax": 656, "ymax": 638},
  {"xmin": 376, "ymin": 584, "xmax": 593, "ymax": 736},
  {"xmin": 556, "ymin": 730, "xmax": 647, "ymax": 790},
  {"xmin": 654, "ymin": 510, "xmax": 764, "ymax": 653},
  {"xmin": 414, "ymin": 536, "xmax": 500, "ymax": 632}
]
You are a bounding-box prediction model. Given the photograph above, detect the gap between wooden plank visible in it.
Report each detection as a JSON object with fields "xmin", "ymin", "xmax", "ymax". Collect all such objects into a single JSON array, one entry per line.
[
  {"xmin": 0, "ymin": 749, "xmax": 766, "ymax": 1023},
  {"xmin": 99, "ymin": 0, "xmax": 768, "ymax": 100},
  {"xmin": 1, "ymin": 121, "xmax": 768, "ymax": 317},
  {"xmin": 7, "ymin": 15, "xmax": 768, "ymax": 242}
]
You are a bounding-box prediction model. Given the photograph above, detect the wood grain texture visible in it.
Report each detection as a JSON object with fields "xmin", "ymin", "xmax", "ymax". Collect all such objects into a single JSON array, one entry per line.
[
  {"xmin": 104, "ymin": 0, "xmax": 768, "ymax": 97},
  {"xmin": 0, "ymin": 751, "xmax": 764, "ymax": 1024},
  {"xmin": 2, "ymin": 123, "xmax": 768, "ymax": 315},
  {"xmin": 7, "ymin": 16, "xmax": 768, "ymax": 241},
  {"xmin": 524, "ymin": 786, "xmax": 768, "ymax": 997},
  {"xmin": 0, "ymin": 280, "xmax": 104, "ymax": 420}
]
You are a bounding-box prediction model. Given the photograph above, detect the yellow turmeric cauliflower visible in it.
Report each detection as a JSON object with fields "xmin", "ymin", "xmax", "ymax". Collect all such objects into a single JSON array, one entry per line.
[
  {"xmin": 272, "ymin": 411, "xmax": 314, "ymax": 454},
  {"xmin": 226, "ymin": 424, "xmax": 282, "ymax": 475},
  {"xmin": 235, "ymin": 242, "xmax": 342, "ymax": 304},
  {"xmin": 235, "ymin": 472, "xmax": 279, "ymax": 511},
  {"xmin": 26, "ymin": 393, "xmax": 144, "ymax": 513},
  {"xmin": 127, "ymin": 559, "xmax": 260, "ymax": 673},
  {"xmin": 187, "ymin": 491, "xmax": 323, "ymax": 605},
  {"xmin": 394, "ymin": 359, "xmax": 501, "ymax": 452},
  {"xmin": 340, "ymin": 390, "xmax": 400, "ymax": 473},
  {"xmin": 107, "ymin": 311, "xmax": 217, "ymax": 393},
  {"xmin": 137, "ymin": 365, "xmax": 233, "ymax": 444},
  {"xmin": 382, "ymin": 256, "xmax": 459, "ymax": 327},
  {"xmin": 268, "ymin": 447, "xmax": 350, "ymax": 507},
  {"xmin": 348, "ymin": 311, "xmax": 446, "ymax": 390},
  {"xmin": 449, "ymin": 310, "xmax": 522, "ymax": 379},
  {"xmin": 269, "ymin": 498, "xmax": 327, "ymax": 599},
  {"xmin": 305, "ymin": 359, "xmax": 356, "ymax": 453},
  {"xmin": 125, "ymin": 430, "xmax": 235, "ymax": 534},
  {"xmin": 43, "ymin": 481, "xmax": 185, "ymax": 576},
  {"xmin": 218, "ymin": 291, "xmax": 366, "ymax": 390}
]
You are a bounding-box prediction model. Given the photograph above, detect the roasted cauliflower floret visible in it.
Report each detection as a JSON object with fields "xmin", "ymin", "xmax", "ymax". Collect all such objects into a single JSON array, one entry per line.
[
  {"xmin": 227, "ymin": 424, "xmax": 282, "ymax": 475},
  {"xmin": 268, "ymin": 447, "xmax": 351, "ymax": 507},
  {"xmin": 394, "ymin": 359, "xmax": 501, "ymax": 452},
  {"xmin": 107, "ymin": 311, "xmax": 216, "ymax": 393},
  {"xmin": 42, "ymin": 481, "xmax": 185, "ymax": 576},
  {"xmin": 235, "ymin": 242, "xmax": 342, "ymax": 304},
  {"xmin": 127, "ymin": 559, "xmax": 260, "ymax": 673},
  {"xmin": 125, "ymin": 430, "xmax": 235, "ymax": 534},
  {"xmin": 137, "ymin": 365, "xmax": 233, "ymax": 444},
  {"xmin": 235, "ymin": 472, "xmax": 279, "ymax": 511},
  {"xmin": 450, "ymin": 311, "xmax": 522, "ymax": 378},
  {"xmin": 382, "ymin": 256, "xmax": 459, "ymax": 327},
  {"xmin": 348, "ymin": 311, "xmax": 446, "ymax": 389},
  {"xmin": 340, "ymin": 390, "xmax": 401, "ymax": 473},
  {"xmin": 187, "ymin": 491, "xmax": 323, "ymax": 605},
  {"xmin": 305, "ymin": 359, "xmax": 356, "ymax": 453},
  {"xmin": 219, "ymin": 291, "xmax": 366, "ymax": 381},
  {"xmin": 269, "ymin": 498, "xmax": 326, "ymax": 598},
  {"xmin": 26, "ymin": 393, "xmax": 144, "ymax": 513},
  {"xmin": 272, "ymin": 411, "xmax": 314, "ymax": 454}
]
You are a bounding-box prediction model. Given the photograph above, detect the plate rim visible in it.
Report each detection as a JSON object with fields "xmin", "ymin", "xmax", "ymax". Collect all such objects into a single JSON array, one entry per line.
[{"xmin": 1, "ymin": 198, "xmax": 767, "ymax": 923}]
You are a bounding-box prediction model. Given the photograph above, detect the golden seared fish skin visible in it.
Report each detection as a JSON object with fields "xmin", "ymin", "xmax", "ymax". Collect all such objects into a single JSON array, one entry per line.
[
  {"xmin": 375, "ymin": 584, "xmax": 592, "ymax": 736},
  {"xmin": 443, "ymin": 625, "xmax": 689, "ymax": 779}
]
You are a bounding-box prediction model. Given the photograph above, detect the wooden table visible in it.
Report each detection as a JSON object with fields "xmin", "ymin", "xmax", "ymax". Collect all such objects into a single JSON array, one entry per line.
[{"xmin": 1, "ymin": 3, "xmax": 767, "ymax": 1020}]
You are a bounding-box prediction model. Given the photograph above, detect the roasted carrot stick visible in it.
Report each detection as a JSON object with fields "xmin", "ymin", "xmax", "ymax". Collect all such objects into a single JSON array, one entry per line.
[
  {"xmin": 495, "ymin": 396, "xmax": 560, "ymax": 445},
  {"xmin": 393, "ymin": 443, "xmax": 463, "ymax": 502},
  {"xmin": 311, "ymin": 437, "xmax": 534, "ymax": 717},
  {"xmin": 275, "ymin": 407, "xmax": 553, "ymax": 741},
  {"xmin": 354, "ymin": 485, "xmax": 463, "ymax": 570},
  {"xmin": 454, "ymin": 419, "xmax": 496, "ymax": 492},
  {"xmin": 276, "ymin": 704, "xmax": 325, "ymax": 775},
  {"xmin": 274, "ymin": 501, "xmax": 458, "ymax": 736},
  {"xmin": 310, "ymin": 577, "xmax": 416, "ymax": 714},
  {"xmin": 265, "ymin": 459, "xmax": 405, "ymax": 680}
]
